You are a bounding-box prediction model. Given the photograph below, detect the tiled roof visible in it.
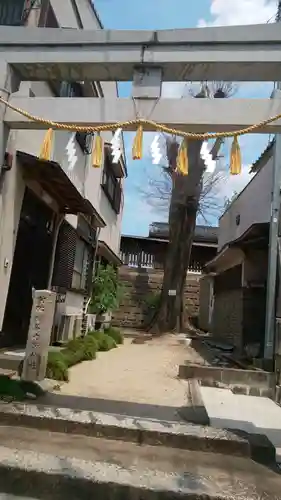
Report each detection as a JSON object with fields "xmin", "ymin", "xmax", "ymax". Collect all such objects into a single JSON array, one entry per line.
[
  {"xmin": 250, "ymin": 139, "xmax": 275, "ymax": 173},
  {"xmin": 149, "ymin": 222, "xmax": 218, "ymax": 243}
]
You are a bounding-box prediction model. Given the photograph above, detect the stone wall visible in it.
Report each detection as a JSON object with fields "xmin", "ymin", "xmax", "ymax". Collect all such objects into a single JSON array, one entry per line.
[
  {"xmin": 211, "ymin": 287, "xmax": 266, "ymax": 352},
  {"xmin": 211, "ymin": 289, "xmax": 243, "ymax": 350},
  {"xmin": 199, "ymin": 275, "xmax": 213, "ymax": 332},
  {"xmin": 113, "ymin": 267, "xmax": 200, "ymax": 329}
]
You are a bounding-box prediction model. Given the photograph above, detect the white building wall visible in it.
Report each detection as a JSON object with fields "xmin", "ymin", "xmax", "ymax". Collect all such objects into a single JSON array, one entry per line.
[
  {"xmin": 48, "ymin": 0, "xmax": 124, "ymax": 255},
  {"xmin": 218, "ymin": 156, "xmax": 273, "ymax": 251},
  {"xmin": 0, "ymin": 0, "xmax": 125, "ymax": 330}
]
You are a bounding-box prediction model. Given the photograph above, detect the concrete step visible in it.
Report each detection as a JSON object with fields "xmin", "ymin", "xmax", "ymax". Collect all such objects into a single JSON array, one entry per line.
[
  {"xmin": 201, "ymin": 386, "xmax": 281, "ymax": 449},
  {"xmin": 0, "ymin": 425, "xmax": 280, "ymax": 499},
  {"xmin": 0, "ymin": 401, "xmax": 275, "ymax": 465}
]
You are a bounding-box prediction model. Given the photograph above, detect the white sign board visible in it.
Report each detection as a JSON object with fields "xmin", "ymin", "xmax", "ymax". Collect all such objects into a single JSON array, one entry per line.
[{"xmin": 168, "ymin": 290, "xmax": 177, "ymax": 296}]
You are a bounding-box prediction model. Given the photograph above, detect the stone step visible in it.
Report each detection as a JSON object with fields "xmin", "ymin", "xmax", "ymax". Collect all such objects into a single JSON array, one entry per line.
[
  {"xmin": 0, "ymin": 425, "xmax": 280, "ymax": 500},
  {"xmin": 201, "ymin": 386, "xmax": 281, "ymax": 449},
  {"xmin": 0, "ymin": 401, "xmax": 275, "ymax": 465}
]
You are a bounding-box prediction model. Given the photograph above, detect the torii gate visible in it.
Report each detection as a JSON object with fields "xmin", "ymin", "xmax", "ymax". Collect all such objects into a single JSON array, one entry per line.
[{"xmin": 0, "ymin": 21, "xmax": 280, "ymax": 362}]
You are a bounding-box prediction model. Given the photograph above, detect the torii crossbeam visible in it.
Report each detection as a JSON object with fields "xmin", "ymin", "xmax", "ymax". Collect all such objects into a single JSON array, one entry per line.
[
  {"xmin": 0, "ymin": 23, "xmax": 281, "ymax": 82},
  {"xmin": 0, "ymin": 24, "xmax": 280, "ymax": 135}
]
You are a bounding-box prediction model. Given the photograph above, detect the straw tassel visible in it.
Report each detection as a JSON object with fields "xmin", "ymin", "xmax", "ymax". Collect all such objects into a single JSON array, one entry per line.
[
  {"xmin": 132, "ymin": 125, "xmax": 143, "ymax": 160},
  {"xmin": 92, "ymin": 133, "xmax": 103, "ymax": 168},
  {"xmin": 230, "ymin": 136, "xmax": 242, "ymax": 175},
  {"xmin": 39, "ymin": 128, "xmax": 53, "ymax": 161},
  {"xmin": 176, "ymin": 139, "xmax": 189, "ymax": 175}
]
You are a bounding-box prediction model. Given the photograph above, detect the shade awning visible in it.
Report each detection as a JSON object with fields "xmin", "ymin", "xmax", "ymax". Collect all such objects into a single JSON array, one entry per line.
[
  {"xmin": 97, "ymin": 240, "xmax": 122, "ymax": 266},
  {"xmin": 204, "ymin": 223, "xmax": 269, "ymax": 274},
  {"xmin": 204, "ymin": 246, "xmax": 244, "ymax": 274},
  {"xmin": 17, "ymin": 151, "xmax": 106, "ymax": 228}
]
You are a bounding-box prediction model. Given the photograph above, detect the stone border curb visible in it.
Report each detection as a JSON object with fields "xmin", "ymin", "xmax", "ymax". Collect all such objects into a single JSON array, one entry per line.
[
  {"xmin": 0, "ymin": 402, "xmax": 275, "ymax": 464},
  {"xmin": 189, "ymin": 379, "xmax": 210, "ymax": 426},
  {"xmin": 177, "ymin": 379, "xmax": 210, "ymax": 426}
]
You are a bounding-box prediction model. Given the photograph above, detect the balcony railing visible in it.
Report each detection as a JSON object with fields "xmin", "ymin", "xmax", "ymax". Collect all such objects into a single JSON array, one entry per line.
[{"xmin": 120, "ymin": 249, "xmax": 202, "ymax": 274}]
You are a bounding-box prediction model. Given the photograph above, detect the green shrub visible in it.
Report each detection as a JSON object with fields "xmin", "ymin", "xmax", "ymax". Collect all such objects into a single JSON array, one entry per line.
[
  {"xmin": 100, "ymin": 333, "xmax": 116, "ymax": 351},
  {"xmin": 88, "ymin": 330, "xmax": 116, "ymax": 351},
  {"xmin": 44, "ymin": 331, "xmax": 116, "ymax": 382},
  {"xmin": 66, "ymin": 338, "xmax": 84, "ymax": 353},
  {"xmin": 0, "ymin": 376, "xmax": 26, "ymax": 401},
  {"xmin": 46, "ymin": 351, "xmax": 69, "ymax": 382},
  {"xmin": 104, "ymin": 326, "xmax": 124, "ymax": 344},
  {"xmin": 80, "ymin": 335, "xmax": 98, "ymax": 360},
  {"xmin": 65, "ymin": 335, "xmax": 98, "ymax": 363},
  {"xmin": 0, "ymin": 376, "xmax": 47, "ymax": 402},
  {"xmin": 62, "ymin": 348, "xmax": 84, "ymax": 367}
]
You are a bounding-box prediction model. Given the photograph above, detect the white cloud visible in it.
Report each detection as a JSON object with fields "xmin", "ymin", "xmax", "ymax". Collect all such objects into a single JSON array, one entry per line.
[
  {"xmin": 198, "ymin": 0, "xmax": 276, "ymax": 27},
  {"xmin": 214, "ymin": 165, "xmax": 255, "ymax": 203}
]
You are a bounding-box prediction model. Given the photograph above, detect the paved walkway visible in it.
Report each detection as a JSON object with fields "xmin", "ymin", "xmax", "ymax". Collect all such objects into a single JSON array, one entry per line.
[
  {"xmin": 200, "ymin": 386, "xmax": 281, "ymax": 461},
  {"xmin": 56, "ymin": 335, "xmax": 202, "ymax": 421}
]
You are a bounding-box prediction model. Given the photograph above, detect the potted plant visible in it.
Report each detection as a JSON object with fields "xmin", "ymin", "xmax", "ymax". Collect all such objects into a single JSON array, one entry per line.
[{"xmin": 89, "ymin": 264, "xmax": 123, "ymax": 330}]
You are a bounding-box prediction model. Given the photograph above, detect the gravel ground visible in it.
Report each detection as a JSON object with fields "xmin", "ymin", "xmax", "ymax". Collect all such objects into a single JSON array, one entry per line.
[{"xmin": 58, "ymin": 335, "xmax": 203, "ymax": 408}]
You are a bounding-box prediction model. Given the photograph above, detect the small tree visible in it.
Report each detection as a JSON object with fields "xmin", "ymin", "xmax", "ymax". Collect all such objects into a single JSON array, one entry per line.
[{"xmin": 89, "ymin": 264, "xmax": 123, "ymax": 315}]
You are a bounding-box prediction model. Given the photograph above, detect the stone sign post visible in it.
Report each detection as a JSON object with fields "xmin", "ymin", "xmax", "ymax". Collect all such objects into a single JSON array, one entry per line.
[{"xmin": 21, "ymin": 290, "xmax": 56, "ymax": 382}]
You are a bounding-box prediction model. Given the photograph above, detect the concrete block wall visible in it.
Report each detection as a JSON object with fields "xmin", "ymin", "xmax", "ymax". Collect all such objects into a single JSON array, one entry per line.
[
  {"xmin": 112, "ymin": 267, "xmax": 200, "ymax": 328},
  {"xmin": 199, "ymin": 275, "xmax": 213, "ymax": 331},
  {"xmin": 211, "ymin": 289, "xmax": 243, "ymax": 350},
  {"xmin": 211, "ymin": 287, "xmax": 266, "ymax": 353}
]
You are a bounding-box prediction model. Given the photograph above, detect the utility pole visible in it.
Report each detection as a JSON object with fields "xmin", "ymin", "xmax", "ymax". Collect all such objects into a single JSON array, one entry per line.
[{"xmin": 264, "ymin": 0, "xmax": 281, "ymax": 363}]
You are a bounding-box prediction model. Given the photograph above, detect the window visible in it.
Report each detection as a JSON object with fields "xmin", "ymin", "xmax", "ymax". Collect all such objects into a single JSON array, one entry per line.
[
  {"xmin": 52, "ymin": 220, "xmax": 95, "ymax": 293},
  {"xmin": 52, "ymin": 221, "xmax": 77, "ymax": 291},
  {"xmin": 58, "ymin": 82, "xmax": 92, "ymax": 154},
  {"xmin": 72, "ymin": 239, "xmax": 90, "ymax": 291},
  {"xmin": 59, "ymin": 82, "xmax": 83, "ymax": 98},
  {"xmin": 38, "ymin": 0, "xmax": 58, "ymax": 28},
  {"xmin": 101, "ymin": 151, "xmax": 122, "ymax": 214},
  {"xmin": 76, "ymin": 132, "xmax": 93, "ymax": 155},
  {"xmin": 0, "ymin": 0, "xmax": 26, "ymax": 26}
]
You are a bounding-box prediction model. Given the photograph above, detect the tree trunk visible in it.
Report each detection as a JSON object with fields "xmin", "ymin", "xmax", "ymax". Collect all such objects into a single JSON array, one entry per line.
[{"xmin": 149, "ymin": 141, "xmax": 205, "ymax": 334}]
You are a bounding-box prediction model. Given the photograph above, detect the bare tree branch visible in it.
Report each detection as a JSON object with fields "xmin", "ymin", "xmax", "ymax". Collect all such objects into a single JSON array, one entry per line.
[
  {"xmin": 140, "ymin": 167, "xmax": 226, "ymax": 223},
  {"xmin": 141, "ymin": 80, "xmax": 238, "ymax": 224}
]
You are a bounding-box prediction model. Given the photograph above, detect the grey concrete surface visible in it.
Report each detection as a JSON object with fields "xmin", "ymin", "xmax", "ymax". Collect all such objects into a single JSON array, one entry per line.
[
  {"xmin": 0, "ymin": 401, "xmax": 275, "ymax": 463},
  {"xmin": 201, "ymin": 387, "xmax": 281, "ymax": 452},
  {"xmin": 5, "ymin": 96, "xmax": 281, "ymax": 134},
  {"xmin": 0, "ymin": 433, "xmax": 280, "ymax": 499},
  {"xmin": 0, "ymin": 24, "xmax": 281, "ymax": 81}
]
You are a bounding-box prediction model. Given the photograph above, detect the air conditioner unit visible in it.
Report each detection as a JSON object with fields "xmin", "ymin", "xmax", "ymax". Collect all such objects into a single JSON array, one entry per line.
[{"xmin": 56, "ymin": 314, "xmax": 76, "ymax": 343}]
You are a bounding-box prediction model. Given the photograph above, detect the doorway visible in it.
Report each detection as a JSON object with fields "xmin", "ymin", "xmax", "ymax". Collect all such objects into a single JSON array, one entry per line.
[{"xmin": 1, "ymin": 188, "xmax": 54, "ymax": 348}]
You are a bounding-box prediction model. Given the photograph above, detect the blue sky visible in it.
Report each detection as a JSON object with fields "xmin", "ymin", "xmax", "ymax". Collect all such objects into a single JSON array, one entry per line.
[{"xmin": 94, "ymin": 0, "xmax": 277, "ymax": 236}]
